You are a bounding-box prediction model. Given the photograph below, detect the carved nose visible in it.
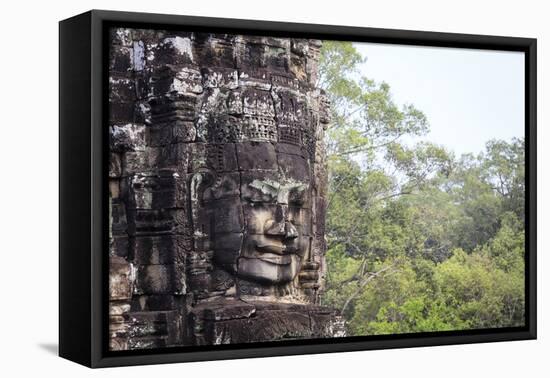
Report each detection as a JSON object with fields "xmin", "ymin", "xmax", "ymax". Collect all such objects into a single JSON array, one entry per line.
[
  {"xmin": 264, "ymin": 219, "xmax": 286, "ymax": 236},
  {"xmin": 264, "ymin": 219, "xmax": 298, "ymax": 240},
  {"xmin": 264, "ymin": 205, "xmax": 298, "ymax": 239},
  {"xmin": 284, "ymin": 222, "xmax": 298, "ymax": 239}
]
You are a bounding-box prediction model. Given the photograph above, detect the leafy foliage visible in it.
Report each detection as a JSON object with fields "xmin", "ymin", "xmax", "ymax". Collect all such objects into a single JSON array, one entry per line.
[{"xmin": 320, "ymin": 41, "xmax": 525, "ymax": 335}]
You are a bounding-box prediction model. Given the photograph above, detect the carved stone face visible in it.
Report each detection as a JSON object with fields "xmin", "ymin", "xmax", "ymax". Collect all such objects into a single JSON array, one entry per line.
[
  {"xmin": 185, "ymin": 37, "xmax": 327, "ymax": 296},
  {"xmin": 107, "ymin": 29, "xmax": 335, "ymax": 350},
  {"xmin": 238, "ymin": 172, "xmax": 310, "ymax": 283},
  {"xmin": 200, "ymin": 141, "xmax": 312, "ymax": 286}
]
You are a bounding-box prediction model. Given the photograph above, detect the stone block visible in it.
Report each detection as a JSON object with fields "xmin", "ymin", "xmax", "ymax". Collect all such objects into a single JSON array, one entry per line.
[
  {"xmin": 241, "ymin": 88, "xmax": 275, "ymax": 117},
  {"xmin": 134, "ymin": 264, "xmax": 182, "ymax": 295},
  {"xmin": 109, "ymin": 256, "xmax": 134, "ymax": 300},
  {"xmin": 205, "ymin": 143, "xmax": 238, "ymax": 172},
  {"xmin": 128, "ymin": 171, "xmax": 184, "ymax": 210},
  {"xmin": 150, "ymin": 70, "xmax": 198, "ymax": 97},
  {"xmin": 133, "ymin": 235, "xmax": 179, "ymax": 265},
  {"xmin": 242, "ymin": 203, "xmax": 273, "ymax": 234},
  {"xmin": 212, "ymin": 232, "xmax": 243, "ymax": 266},
  {"xmin": 109, "ymin": 45, "xmax": 133, "ymax": 74},
  {"xmin": 197, "ymin": 34, "xmax": 236, "ymax": 68},
  {"xmin": 277, "ymin": 152, "xmax": 310, "ymax": 181},
  {"xmin": 109, "ymin": 179, "xmax": 120, "ymax": 199},
  {"xmin": 289, "ymin": 207, "xmax": 312, "ymax": 235},
  {"xmin": 202, "ymin": 173, "xmax": 240, "ymax": 201},
  {"xmin": 127, "ymin": 208, "xmax": 190, "ymax": 236},
  {"xmin": 240, "ymin": 170, "xmax": 279, "ymax": 203},
  {"xmin": 110, "ymin": 301, "xmax": 131, "ymax": 316},
  {"xmin": 122, "ymin": 144, "xmax": 189, "ymax": 176},
  {"xmin": 155, "ymin": 36, "xmax": 196, "ymax": 66},
  {"xmin": 130, "ymin": 294, "xmax": 185, "ymax": 312},
  {"xmin": 275, "ymin": 142, "xmax": 306, "ymax": 157},
  {"xmin": 236, "ymin": 141, "xmax": 277, "ymax": 171},
  {"xmin": 149, "ymin": 122, "xmax": 196, "ymax": 146},
  {"xmin": 111, "ymin": 234, "xmax": 129, "ymax": 258},
  {"xmin": 109, "ymin": 101, "xmax": 135, "ymax": 125},
  {"xmin": 211, "ymin": 198, "xmax": 244, "ymax": 233},
  {"xmin": 200, "ymin": 302, "xmax": 316, "ymax": 344},
  {"xmin": 313, "ymin": 197, "xmax": 327, "ymax": 236},
  {"xmin": 150, "ymin": 94, "xmax": 199, "ymax": 124},
  {"xmin": 109, "ymin": 153, "xmax": 122, "ymax": 178},
  {"xmin": 111, "ymin": 199, "xmax": 127, "ymax": 234},
  {"xmin": 110, "ymin": 124, "xmax": 146, "ymax": 152},
  {"xmin": 109, "ymin": 76, "xmax": 136, "ymax": 104},
  {"xmin": 201, "ymin": 67, "xmax": 239, "ymax": 89},
  {"xmin": 202, "ymin": 301, "xmax": 256, "ymax": 321}
]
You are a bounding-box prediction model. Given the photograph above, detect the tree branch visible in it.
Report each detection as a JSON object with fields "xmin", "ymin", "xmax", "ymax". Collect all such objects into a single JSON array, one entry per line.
[{"xmin": 341, "ymin": 263, "xmax": 399, "ymax": 314}]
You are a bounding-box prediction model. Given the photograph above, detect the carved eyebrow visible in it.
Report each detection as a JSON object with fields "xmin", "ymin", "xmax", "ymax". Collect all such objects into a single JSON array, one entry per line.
[
  {"xmin": 249, "ymin": 179, "xmax": 306, "ymax": 194},
  {"xmin": 248, "ymin": 179, "xmax": 308, "ymax": 205},
  {"xmin": 288, "ymin": 183, "xmax": 307, "ymax": 192},
  {"xmin": 288, "ymin": 185, "xmax": 307, "ymax": 202},
  {"xmin": 249, "ymin": 179, "xmax": 279, "ymax": 198}
]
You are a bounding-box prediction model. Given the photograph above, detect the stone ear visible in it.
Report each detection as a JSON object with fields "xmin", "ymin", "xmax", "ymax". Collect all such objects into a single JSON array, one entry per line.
[
  {"xmin": 189, "ymin": 170, "xmax": 216, "ymax": 251},
  {"xmin": 190, "ymin": 170, "xmax": 216, "ymax": 201}
]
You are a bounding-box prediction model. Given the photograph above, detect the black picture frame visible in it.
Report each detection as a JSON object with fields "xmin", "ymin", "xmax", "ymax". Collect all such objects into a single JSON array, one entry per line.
[{"xmin": 59, "ymin": 9, "xmax": 537, "ymax": 368}]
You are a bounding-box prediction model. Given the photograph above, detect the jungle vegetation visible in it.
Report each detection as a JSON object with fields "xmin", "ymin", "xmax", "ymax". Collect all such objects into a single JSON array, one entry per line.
[{"xmin": 319, "ymin": 41, "xmax": 525, "ymax": 335}]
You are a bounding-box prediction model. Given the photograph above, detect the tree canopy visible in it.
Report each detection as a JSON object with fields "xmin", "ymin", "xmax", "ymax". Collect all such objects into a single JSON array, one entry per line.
[{"xmin": 319, "ymin": 41, "xmax": 525, "ymax": 335}]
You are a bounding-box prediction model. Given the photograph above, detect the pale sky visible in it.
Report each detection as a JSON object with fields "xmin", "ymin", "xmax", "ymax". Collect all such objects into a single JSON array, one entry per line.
[{"xmin": 353, "ymin": 42, "xmax": 525, "ymax": 156}]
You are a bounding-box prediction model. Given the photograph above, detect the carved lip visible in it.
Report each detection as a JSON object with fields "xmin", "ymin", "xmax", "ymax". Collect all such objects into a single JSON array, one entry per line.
[
  {"xmin": 256, "ymin": 243, "xmax": 298, "ymax": 255},
  {"xmin": 255, "ymin": 252, "xmax": 292, "ymax": 265}
]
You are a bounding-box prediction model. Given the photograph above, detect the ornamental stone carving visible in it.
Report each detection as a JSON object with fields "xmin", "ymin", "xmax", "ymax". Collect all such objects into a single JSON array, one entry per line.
[{"xmin": 108, "ymin": 27, "xmax": 344, "ymax": 350}]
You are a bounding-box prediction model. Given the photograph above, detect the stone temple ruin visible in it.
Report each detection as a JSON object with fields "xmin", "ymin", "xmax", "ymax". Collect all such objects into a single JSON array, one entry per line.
[{"xmin": 108, "ymin": 27, "xmax": 345, "ymax": 350}]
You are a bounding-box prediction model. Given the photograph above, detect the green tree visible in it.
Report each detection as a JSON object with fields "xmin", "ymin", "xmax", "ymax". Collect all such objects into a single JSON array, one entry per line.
[{"xmin": 320, "ymin": 41, "xmax": 525, "ymax": 336}]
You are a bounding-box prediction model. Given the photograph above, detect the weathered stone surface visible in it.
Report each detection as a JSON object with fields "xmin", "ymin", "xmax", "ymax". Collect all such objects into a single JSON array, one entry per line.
[
  {"xmin": 201, "ymin": 67, "xmax": 239, "ymax": 89},
  {"xmin": 109, "ymin": 153, "xmax": 122, "ymax": 178},
  {"xmin": 109, "ymin": 256, "xmax": 134, "ymax": 301},
  {"xmin": 133, "ymin": 235, "xmax": 182, "ymax": 265},
  {"xmin": 150, "ymin": 67, "xmax": 203, "ymax": 97},
  {"xmin": 127, "ymin": 208, "xmax": 192, "ymax": 237},
  {"xmin": 130, "ymin": 294, "xmax": 187, "ymax": 312},
  {"xmin": 127, "ymin": 171, "xmax": 185, "ymax": 210},
  {"xmin": 110, "ymin": 310, "xmax": 184, "ymax": 350},
  {"xmin": 109, "ymin": 179, "xmax": 121, "ymax": 199},
  {"xmin": 150, "ymin": 94, "xmax": 199, "ymax": 124},
  {"xmin": 109, "ymin": 45, "xmax": 133, "ymax": 74},
  {"xmin": 110, "ymin": 124, "xmax": 146, "ymax": 152},
  {"xmin": 149, "ymin": 122, "xmax": 196, "ymax": 146},
  {"xmin": 212, "ymin": 198, "xmax": 244, "ymax": 233},
  {"xmin": 205, "ymin": 143, "xmax": 238, "ymax": 172},
  {"xmin": 212, "ymin": 232, "xmax": 243, "ymax": 266},
  {"xmin": 110, "ymin": 235, "xmax": 129, "ymax": 258},
  {"xmin": 277, "ymin": 152, "xmax": 310, "ymax": 181},
  {"xmin": 110, "ymin": 199, "xmax": 127, "ymax": 235},
  {"xmin": 236, "ymin": 141, "xmax": 278, "ymax": 171},
  {"xmin": 239, "ymin": 170, "xmax": 280, "ymax": 203},
  {"xmin": 202, "ymin": 173, "xmax": 240, "ymax": 201},
  {"xmin": 108, "ymin": 27, "xmax": 342, "ymax": 350},
  {"xmin": 122, "ymin": 144, "xmax": 189, "ymax": 176},
  {"xmin": 190, "ymin": 300, "xmax": 344, "ymax": 345},
  {"xmin": 134, "ymin": 264, "xmax": 184, "ymax": 295}
]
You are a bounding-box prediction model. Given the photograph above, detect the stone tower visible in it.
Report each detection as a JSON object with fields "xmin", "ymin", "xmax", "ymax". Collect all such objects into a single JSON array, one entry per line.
[{"xmin": 108, "ymin": 27, "xmax": 344, "ymax": 350}]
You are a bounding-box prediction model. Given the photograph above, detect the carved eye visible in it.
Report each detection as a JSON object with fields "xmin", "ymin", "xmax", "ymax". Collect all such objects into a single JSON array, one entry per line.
[
  {"xmin": 244, "ymin": 180, "xmax": 278, "ymax": 203},
  {"xmin": 242, "ymin": 187, "xmax": 273, "ymax": 204},
  {"xmin": 289, "ymin": 196, "xmax": 303, "ymax": 206},
  {"xmin": 289, "ymin": 188, "xmax": 307, "ymax": 205}
]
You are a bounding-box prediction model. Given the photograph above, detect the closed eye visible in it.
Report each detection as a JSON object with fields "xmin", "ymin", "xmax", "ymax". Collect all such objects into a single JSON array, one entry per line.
[
  {"xmin": 246, "ymin": 179, "xmax": 279, "ymax": 203},
  {"xmin": 289, "ymin": 188, "xmax": 307, "ymax": 205}
]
